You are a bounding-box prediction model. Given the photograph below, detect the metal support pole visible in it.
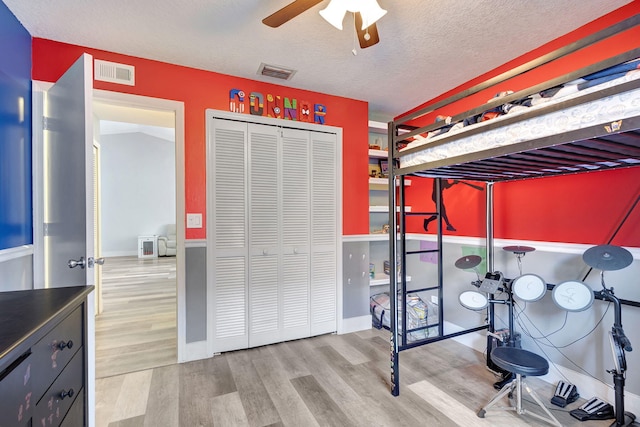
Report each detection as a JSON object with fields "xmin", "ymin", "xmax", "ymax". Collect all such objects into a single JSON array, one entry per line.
[
  {"xmin": 399, "ymin": 178, "xmax": 407, "ymax": 348},
  {"xmin": 486, "ymin": 182, "xmax": 495, "ymax": 334},
  {"xmin": 435, "ymin": 178, "xmax": 444, "ymax": 337},
  {"xmin": 388, "ymin": 121, "xmax": 400, "ymax": 396}
]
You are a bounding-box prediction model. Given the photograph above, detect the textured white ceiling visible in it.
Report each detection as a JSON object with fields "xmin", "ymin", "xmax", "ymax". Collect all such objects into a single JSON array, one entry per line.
[{"xmin": 4, "ymin": 0, "xmax": 634, "ymax": 120}]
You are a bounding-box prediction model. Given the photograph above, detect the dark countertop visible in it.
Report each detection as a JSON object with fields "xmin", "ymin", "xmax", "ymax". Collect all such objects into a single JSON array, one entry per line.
[{"xmin": 0, "ymin": 286, "xmax": 94, "ymax": 371}]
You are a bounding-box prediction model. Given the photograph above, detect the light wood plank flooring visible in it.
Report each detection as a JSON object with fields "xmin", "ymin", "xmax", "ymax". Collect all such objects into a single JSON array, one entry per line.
[
  {"xmin": 96, "ymin": 256, "xmax": 177, "ymax": 378},
  {"xmin": 96, "ymin": 327, "xmax": 619, "ymax": 427}
]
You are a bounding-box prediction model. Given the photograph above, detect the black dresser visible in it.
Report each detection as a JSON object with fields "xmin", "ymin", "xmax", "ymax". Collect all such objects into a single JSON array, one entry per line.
[{"xmin": 0, "ymin": 286, "xmax": 93, "ymax": 427}]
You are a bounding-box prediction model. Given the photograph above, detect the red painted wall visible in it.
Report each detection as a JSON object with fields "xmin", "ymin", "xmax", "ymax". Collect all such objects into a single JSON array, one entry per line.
[
  {"xmin": 32, "ymin": 39, "xmax": 370, "ymax": 238},
  {"xmin": 402, "ymin": 177, "xmax": 487, "ymax": 237},
  {"xmin": 398, "ymin": 3, "xmax": 640, "ymax": 247},
  {"xmin": 495, "ymin": 168, "xmax": 640, "ymax": 246},
  {"xmin": 405, "ymin": 170, "xmax": 640, "ymax": 248}
]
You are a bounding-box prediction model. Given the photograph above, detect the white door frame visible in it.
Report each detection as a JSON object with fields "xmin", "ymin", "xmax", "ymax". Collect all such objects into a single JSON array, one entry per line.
[
  {"xmin": 32, "ymin": 83, "xmax": 188, "ymax": 363},
  {"xmin": 93, "ymin": 89, "xmax": 187, "ymax": 362}
]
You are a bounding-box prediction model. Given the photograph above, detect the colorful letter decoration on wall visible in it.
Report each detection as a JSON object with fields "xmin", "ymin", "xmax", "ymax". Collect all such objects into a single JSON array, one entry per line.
[
  {"xmin": 284, "ymin": 98, "xmax": 297, "ymax": 120},
  {"xmin": 300, "ymin": 101, "xmax": 311, "ymax": 122},
  {"xmin": 267, "ymin": 94, "xmax": 282, "ymax": 119},
  {"xmin": 249, "ymin": 92, "xmax": 264, "ymax": 116},
  {"xmin": 229, "ymin": 89, "xmax": 245, "ymax": 113},
  {"xmin": 227, "ymin": 88, "xmax": 327, "ymax": 124},
  {"xmin": 314, "ymin": 103, "xmax": 327, "ymax": 125}
]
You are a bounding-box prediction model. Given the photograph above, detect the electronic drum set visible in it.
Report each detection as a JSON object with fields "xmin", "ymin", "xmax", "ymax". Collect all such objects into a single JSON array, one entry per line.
[{"xmin": 456, "ymin": 244, "xmax": 636, "ymax": 426}]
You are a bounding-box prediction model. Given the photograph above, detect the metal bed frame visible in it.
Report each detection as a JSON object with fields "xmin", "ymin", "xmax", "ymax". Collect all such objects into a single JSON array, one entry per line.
[{"xmin": 385, "ymin": 14, "xmax": 640, "ymax": 396}]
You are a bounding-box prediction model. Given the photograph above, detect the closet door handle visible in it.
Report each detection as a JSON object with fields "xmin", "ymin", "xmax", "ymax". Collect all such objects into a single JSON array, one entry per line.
[
  {"xmin": 263, "ymin": 249, "xmax": 268, "ymax": 255},
  {"xmin": 293, "ymin": 248, "xmax": 298, "ymax": 254}
]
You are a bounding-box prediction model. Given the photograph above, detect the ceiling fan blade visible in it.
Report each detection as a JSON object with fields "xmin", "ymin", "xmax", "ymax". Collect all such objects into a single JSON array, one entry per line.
[
  {"xmin": 354, "ymin": 12, "xmax": 380, "ymax": 49},
  {"xmin": 262, "ymin": 0, "xmax": 325, "ymax": 28}
]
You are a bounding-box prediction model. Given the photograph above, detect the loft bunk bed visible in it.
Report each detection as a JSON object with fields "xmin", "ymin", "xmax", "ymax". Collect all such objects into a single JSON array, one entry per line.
[{"xmin": 386, "ymin": 14, "xmax": 640, "ymax": 396}]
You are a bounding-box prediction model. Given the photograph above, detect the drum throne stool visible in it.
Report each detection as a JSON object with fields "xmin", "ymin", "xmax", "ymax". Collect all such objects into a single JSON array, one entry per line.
[{"xmin": 477, "ymin": 346, "xmax": 562, "ymax": 426}]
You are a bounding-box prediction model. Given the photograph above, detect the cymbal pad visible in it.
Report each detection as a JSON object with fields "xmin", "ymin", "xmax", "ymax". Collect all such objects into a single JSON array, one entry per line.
[{"xmin": 583, "ymin": 244, "xmax": 633, "ymax": 271}]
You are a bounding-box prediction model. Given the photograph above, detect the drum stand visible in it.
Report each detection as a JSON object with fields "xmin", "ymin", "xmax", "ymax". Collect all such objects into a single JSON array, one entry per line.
[
  {"xmin": 581, "ymin": 245, "xmax": 636, "ymax": 427},
  {"xmin": 597, "ymin": 275, "xmax": 636, "ymax": 427}
]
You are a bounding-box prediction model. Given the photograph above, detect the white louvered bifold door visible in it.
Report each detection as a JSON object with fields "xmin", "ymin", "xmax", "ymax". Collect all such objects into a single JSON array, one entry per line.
[
  {"xmin": 281, "ymin": 128, "xmax": 311, "ymax": 340},
  {"xmin": 211, "ymin": 119, "xmax": 249, "ymax": 353},
  {"xmin": 209, "ymin": 115, "xmax": 339, "ymax": 352},
  {"xmin": 248, "ymin": 123, "xmax": 282, "ymax": 347},
  {"xmin": 310, "ymin": 131, "xmax": 338, "ymax": 335}
]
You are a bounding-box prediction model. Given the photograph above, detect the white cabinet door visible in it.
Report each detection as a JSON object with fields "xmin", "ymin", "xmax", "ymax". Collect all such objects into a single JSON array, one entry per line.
[
  {"xmin": 248, "ymin": 123, "xmax": 281, "ymax": 346},
  {"xmin": 210, "ymin": 119, "xmax": 249, "ymax": 353},
  {"xmin": 310, "ymin": 131, "xmax": 338, "ymax": 335}
]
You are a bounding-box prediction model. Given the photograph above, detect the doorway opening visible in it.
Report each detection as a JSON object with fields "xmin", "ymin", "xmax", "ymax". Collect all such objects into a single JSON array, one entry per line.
[{"xmin": 93, "ymin": 96, "xmax": 182, "ymax": 378}]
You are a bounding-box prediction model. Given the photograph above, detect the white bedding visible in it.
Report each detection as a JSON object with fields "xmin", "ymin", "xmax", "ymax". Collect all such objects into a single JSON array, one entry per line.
[{"xmin": 400, "ymin": 70, "xmax": 640, "ymax": 168}]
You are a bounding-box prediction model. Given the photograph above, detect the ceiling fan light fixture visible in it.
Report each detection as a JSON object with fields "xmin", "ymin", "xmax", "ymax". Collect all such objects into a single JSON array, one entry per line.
[
  {"xmin": 319, "ymin": 0, "xmax": 347, "ymax": 30},
  {"xmin": 358, "ymin": 0, "xmax": 387, "ymax": 30},
  {"xmin": 320, "ymin": 0, "xmax": 386, "ymax": 31}
]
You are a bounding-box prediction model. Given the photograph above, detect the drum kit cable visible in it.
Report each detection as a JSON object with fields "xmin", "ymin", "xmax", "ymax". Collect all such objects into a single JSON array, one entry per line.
[{"xmin": 454, "ymin": 243, "xmax": 636, "ymax": 426}]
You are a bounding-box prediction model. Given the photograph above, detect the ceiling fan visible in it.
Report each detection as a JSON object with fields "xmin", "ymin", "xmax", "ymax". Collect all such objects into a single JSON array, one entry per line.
[{"xmin": 262, "ymin": 0, "xmax": 386, "ymax": 49}]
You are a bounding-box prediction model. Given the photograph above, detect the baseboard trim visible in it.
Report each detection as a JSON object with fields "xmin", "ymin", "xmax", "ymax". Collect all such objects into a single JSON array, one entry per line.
[
  {"xmin": 102, "ymin": 250, "xmax": 138, "ymax": 258},
  {"xmin": 182, "ymin": 341, "xmax": 209, "ymax": 363},
  {"xmin": 339, "ymin": 315, "xmax": 372, "ymax": 334}
]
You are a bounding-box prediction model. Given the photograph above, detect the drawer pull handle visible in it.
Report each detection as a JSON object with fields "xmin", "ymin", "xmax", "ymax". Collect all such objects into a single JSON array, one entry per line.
[
  {"xmin": 60, "ymin": 389, "xmax": 74, "ymax": 400},
  {"xmin": 58, "ymin": 340, "xmax": 74, "ymax": 350}
]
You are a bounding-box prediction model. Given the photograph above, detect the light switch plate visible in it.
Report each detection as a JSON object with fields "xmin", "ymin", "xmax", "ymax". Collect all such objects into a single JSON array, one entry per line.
[{"xmin": 186, "ymin": 213, "xmax": 202, "ymax": 228}]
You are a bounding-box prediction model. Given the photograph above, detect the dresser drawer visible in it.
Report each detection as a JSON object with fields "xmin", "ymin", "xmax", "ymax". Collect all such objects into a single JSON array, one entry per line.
[
  {"xmin": 32, "ymin": 306, "xmax": 83, "ymax": 401},
  {"xmin": 34, "ymin": 347, "xmax": 83, "ymax": 427},
  {"xmin": 60, "ymin": 387, "xmax": 85, "ymax": 427},
  {"xmin": 0, "ymin": 351, "xmax": 33, "ymax": 427}
]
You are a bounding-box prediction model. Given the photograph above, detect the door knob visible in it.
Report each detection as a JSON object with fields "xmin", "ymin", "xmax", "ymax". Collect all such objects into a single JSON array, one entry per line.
[
  {"xmin": 68, "ymin": 257, "xmax": 86, "ymax": 269},
  {"xmin": 87, "ymin": 257, "xmax": 106, "ymax": 268}
]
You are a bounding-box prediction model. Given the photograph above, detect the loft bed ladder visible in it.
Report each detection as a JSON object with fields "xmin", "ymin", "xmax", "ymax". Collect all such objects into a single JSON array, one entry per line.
[
  {"xmin": 394, "ymin": 177, "xmax": 445, "ymax": 332},
  {"xmin": 388, "ymin": 132, "xmax": 491, "ymax": 396}
]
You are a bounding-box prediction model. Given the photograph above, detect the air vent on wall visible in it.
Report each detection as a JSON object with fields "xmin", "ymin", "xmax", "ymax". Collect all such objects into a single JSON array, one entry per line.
[
  {"xmin": 257, "ymin": 63, "xmax": 296, "ymax": 80},
  {"xmin": 94, "ymin": 59, "xmax": 135, "ymax": 86}
]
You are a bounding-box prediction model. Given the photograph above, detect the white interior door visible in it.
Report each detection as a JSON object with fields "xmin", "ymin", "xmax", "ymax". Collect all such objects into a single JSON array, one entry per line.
[
  {"xmin": 210, "ymin": 118, "xmax": 249, "ymax": 353},
  {"xmin": 248, "ymin": 123, "xmax": 281, "ymax": 347},
  {"xmin": 44, "ymin": 53, "xmax": 95, "ymax": 287},
  {"xmin": 310, "ymin": 131, "xmax": 338, "ymax": 335},
  {"xmin": 281, "ymin": 128, "xmax": 311, "ymax": 341},
  {"xmin": 43, "ymin": 53, "xmax": 96, "ymax": 427}
]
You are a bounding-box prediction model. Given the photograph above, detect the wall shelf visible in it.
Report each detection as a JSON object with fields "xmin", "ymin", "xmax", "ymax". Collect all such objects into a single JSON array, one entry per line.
[{"xmin": 368, "ymin": 149, "xmax": 388, "ymax": 159}]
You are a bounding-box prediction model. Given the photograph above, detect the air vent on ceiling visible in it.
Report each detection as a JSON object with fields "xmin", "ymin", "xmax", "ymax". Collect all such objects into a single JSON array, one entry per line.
[
  {"xmin": 94, "ymin": 59, "xmax": 135, "ymax": 86},
  {"xmin": 257, "ymin": 63, "xmax": 296, "ymax": 80}
]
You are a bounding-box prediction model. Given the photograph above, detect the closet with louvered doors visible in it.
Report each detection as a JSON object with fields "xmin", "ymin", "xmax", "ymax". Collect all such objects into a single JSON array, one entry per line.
[{"xmin": 207, "ymin": 113, "xmax": 339, "ymax": 354}]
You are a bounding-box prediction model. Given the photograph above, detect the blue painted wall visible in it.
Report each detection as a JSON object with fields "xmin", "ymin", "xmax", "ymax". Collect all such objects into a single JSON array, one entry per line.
[{"xmin": 0, "ymin": 1, "xmax": 32, "ymax": 250}]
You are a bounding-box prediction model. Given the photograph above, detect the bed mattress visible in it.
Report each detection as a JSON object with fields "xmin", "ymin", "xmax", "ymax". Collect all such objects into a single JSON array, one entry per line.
[{"xmin": 400, "ymin": 69, "xmax": 640, "ymax": 168}]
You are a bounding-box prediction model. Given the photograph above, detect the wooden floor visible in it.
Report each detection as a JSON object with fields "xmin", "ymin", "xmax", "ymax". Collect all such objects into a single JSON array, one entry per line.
[
  {"xmin": 96, "ymin": 256, "xmax": 177, "ymax": 379},
  {"xmin": 96, "ymin": 326, "xmax": 619, "ymax": 426}
]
